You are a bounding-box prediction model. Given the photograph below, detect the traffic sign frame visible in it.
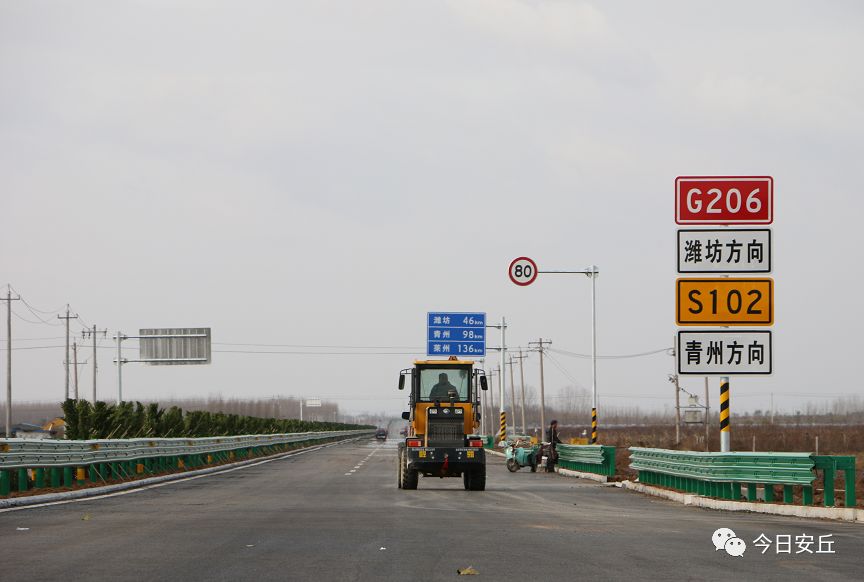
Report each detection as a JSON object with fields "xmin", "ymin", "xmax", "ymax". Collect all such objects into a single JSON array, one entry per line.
[
  {"xmin": 677, "ymin": 229, "xmax": 772, "ymax": 274},
  {"xmin": 509, "ymin": 257, "xmax": 538, "ymax": 286},
  {"xmin": 677, "ymin": 330, "xmax": 773, "ymax": 375},
  {"xmin": 676, "ymin": 278, "xmax": 774, "ymax": 326},
  {"xmin": 427, "ymin": 312, "xmax": 487, "ymax": 357},
  {"xmin": 675, "ymin": 176, "xmax": 773, "ymax": 225}
]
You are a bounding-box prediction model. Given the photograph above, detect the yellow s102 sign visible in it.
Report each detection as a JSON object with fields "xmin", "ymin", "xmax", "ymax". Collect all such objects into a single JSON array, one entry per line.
[{"xmin": 676, "ymin": 278, "xmax": 773, "ymax": 326}]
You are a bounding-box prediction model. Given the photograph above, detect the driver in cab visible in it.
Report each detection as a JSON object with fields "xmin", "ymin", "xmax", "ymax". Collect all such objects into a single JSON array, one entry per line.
[{"xmin": 429, "ymin": 373, "xmax": 459, "ymax": 401}]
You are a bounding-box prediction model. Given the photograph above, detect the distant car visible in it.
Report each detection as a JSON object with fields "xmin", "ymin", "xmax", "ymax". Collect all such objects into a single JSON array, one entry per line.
[{"xmin": 375, "ymin": 428, "xmax": 388, "ymax": 440}]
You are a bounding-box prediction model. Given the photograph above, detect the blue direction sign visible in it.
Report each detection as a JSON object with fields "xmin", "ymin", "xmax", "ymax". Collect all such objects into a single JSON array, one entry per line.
[{"xmin": 427, "ymin": 312, "xmax": 486, "ymax": 357}]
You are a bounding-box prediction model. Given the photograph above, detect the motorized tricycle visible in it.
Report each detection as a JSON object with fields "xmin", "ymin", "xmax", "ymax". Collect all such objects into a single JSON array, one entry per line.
[{"xmin": 504, "ymin": 438, "xmax": 538, "ymax": 472}]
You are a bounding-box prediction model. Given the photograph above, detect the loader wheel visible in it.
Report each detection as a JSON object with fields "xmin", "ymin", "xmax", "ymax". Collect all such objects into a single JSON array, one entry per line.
[
  {"xmin": 467, "ymin": 464, "xmax": 486, "ymax": 491},
  {"xmin": 506, "ymin": 458, "xmax": 520, "ymax": 472},
  {"xmin": 397, "ymin": 449, "xmax": 403, "ymax": 489},
  {"xmin": 400, "ymin": 448, "xmax": 418, "ymax": 490}
]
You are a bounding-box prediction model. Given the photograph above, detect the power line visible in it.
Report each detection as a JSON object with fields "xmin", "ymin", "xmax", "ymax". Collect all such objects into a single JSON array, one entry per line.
[
  {"xmin": 212, "ymin": 342, "xmax": 424, "ymax": 349},
  {"xmin": 548, "ymin": 346, "xmax": 671, "ymax": 360},
  {"xmin": 11, "ymin": 309, "xmax": 64, "ymax": 326}
]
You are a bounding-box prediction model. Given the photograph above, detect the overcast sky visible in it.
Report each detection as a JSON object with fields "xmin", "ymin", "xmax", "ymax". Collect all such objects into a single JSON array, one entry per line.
[{"xmin": 2, "ymin": 1, "xmax": 862, "ymax": 420}]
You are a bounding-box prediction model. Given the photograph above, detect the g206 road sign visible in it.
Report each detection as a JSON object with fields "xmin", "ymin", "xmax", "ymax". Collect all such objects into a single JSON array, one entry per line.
[
  {"xmin": 509, "ymin": 257, "xmax": 538, "ymax": 286},
  {"xmin": 677, "ymin": 330, "xmax": 772, "ymax": 375},
  {"xmin": 427, "ymin": 312, "xmax": 486, "ymax": 357},
  {"xmin": 676, "ymin": 278, "xmax": 774, "ymax": 326},
  {"xmin": 675, "ymin": 176, "xmax": 773, "ymax": 225}
]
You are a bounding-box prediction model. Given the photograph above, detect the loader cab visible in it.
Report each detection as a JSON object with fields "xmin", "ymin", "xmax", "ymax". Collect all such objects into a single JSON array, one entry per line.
[{"xmin": 398, "ymin": 358, "xmax": 487, "ymax": 436}]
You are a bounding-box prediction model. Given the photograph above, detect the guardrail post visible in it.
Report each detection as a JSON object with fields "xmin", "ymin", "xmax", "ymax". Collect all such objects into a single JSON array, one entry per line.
[
  {"xmin": 76, "ymin": 467, "xmax": 86, "ymax": 485},
  {"xmin": 764, "ymin": 484, "xmax": 774, "ymax": 503},
  {"xmin": 747, "ymin": 483, "xmax": 757, "ymax": 501},
  {"xmin": 783, "ymin": 485, "xmax": 793, "ymax": 504},
  {"xmin": 50, "ymin": 467, "xmax": 61, "ymax": 487},
  {"xmin": 0, "ymin": 469, "xmax": 10, "ymax": 495},
  {"xmin": 63, "ymin": 466, "xmax": 74, "ymax": 488},
  {"xmin": 90, "ymin": 464, "xmax": 100, "ymax": 483},
  {"xmin": 802, "ymin": 485, "xmax": 813, "ymax": 505},
  {"xmin": 35, "ymin": 467, "xmax": 45, "ymax": 489},
  {"xmin": 17, "ymin": 468, "xmax": 28, "ymax": 492},
  {"xmin": 823, "ymin": 467, "xmax": 835, "ymax": 507},
  {"xmin": 844, "ymin": 467, "xmax": 856, "ymax": 507}
]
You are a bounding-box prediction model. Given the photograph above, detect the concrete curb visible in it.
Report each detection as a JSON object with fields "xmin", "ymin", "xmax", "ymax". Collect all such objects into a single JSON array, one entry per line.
[
  {"xmin": 0, "ymin": 436, "xmax": 360, "ymax": 511},
  {"xmin": 620, "ymin": 480, "xmax": 864, "ymax": 523},
  {"xmin": 556, "ymin": 467, "xmax": 608, "ymax": 483}
]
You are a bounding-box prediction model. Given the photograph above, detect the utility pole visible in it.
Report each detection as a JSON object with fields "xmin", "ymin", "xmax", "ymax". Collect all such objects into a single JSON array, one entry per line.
[
  {"xmin": 704, "ymin": 377, "xmax": 710, "ymax": 451},
  {"xmin": 114, "ymin": 332, "xmax": 127, "ymax": 403},
  {"xmin": 58, "ymin": 305, "xmax": 78, "ymax": 401},
  {"xmin": 486, "ymin": 318, "xmax": 507, "ymax": 443},
  {"xmin": 513, "ymin": 349, "xmax": 528, "ymax": 435},
  {"xmin": 673, "ymin": 374, "xmax": 681, "ymax": 446},
  {"xmin": 508, "ymin": 355, "xmax": 517, "ymax": 435},
  {"xmin": 528, "ymin": 338, "xmax": 552, "ymax": 437},
  {"xmin": 82, "ymin": 326, "xmax": 107, "ymax": 402},
  {"xmin": 2, "ymin": 286, "xmax": 21, "ymax": 437},
  {"xmin": 72, "ymin": 341, "xmax": 79, "ymax": 399},
  {"xmin": 770, "ymin": 392, "xmax": 774, "ymax": 425}
]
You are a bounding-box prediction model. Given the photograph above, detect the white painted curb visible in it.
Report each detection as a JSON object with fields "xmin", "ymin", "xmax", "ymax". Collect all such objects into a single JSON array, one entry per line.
[
  {"xmin": 621, "ymin": 480, "xmax": 864, "ymax": 523},
  {"xmin": 556, "ymin": 467, "xmax": 608, "ymax": 483},
  {"xmin": 0, "ymin": 436, "xmax": 362, "ymax": 511}
]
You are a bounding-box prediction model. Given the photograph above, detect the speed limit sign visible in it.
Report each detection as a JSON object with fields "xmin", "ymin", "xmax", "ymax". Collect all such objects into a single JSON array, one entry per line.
[{"xmin": 509, "ymin": 257, "xmax": 538, "ymax": 286}]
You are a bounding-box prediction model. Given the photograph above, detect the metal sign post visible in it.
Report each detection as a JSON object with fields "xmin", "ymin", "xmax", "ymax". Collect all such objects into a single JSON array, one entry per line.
[
  {"xmin": 113, "ymin": 328, "xmax": 212, "ymax": 403},
  {"xmin": 509, "ymin": 257, "xmax": 600, "ymax": 443},
  {"xmin": 674, "ymin": 175, "xmax": 775, "ymax": 453}
]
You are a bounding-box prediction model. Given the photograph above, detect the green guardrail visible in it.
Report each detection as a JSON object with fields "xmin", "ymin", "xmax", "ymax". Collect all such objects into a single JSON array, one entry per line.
[
  {"xmin": 0, "ymin": 431, "xmax": 372, "ymax": 497},
  {"xmin": 812, "ymin": 455, "xmax": 857, "ymax": 508},
  {"xmin": 629, "ymin": 447, "xmax": 856, "ymax": 508},
  {"xmin": 556, "ymin": 444, "xmax": 616, "ymax": 477}
]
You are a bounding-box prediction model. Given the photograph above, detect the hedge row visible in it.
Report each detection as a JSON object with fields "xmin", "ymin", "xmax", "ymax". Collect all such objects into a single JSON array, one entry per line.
[{"xmin": 60, "ymin": 399, "xmax": 373, "ymax": 440}]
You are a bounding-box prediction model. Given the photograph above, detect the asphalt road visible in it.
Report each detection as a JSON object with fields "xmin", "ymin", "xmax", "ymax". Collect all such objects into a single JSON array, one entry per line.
[{"xmin": 1, "ymin": 438, "xmax": 861, "ymax": 581}]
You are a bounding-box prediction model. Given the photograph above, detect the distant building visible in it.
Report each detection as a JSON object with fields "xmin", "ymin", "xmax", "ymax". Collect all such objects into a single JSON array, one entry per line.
[{"xmin": 12, "ymin": 423, "xmax": 52, "ymax": 439}]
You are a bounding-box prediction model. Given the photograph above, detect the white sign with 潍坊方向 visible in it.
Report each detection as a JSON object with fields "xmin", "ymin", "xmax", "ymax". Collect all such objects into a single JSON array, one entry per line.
[{"xmin": 677, "ymin": 229, "xmax": 771, "ymax": 273}]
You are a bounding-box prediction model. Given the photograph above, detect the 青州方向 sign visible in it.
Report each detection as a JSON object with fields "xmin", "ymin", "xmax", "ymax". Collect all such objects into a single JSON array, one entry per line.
[
  {"xmin": 677, "ymin": 330, "xmax": 772, "ymax": 375},
  {"xmin": 427, "ymin": 312, "xmax": 486, "ymax": 357}
]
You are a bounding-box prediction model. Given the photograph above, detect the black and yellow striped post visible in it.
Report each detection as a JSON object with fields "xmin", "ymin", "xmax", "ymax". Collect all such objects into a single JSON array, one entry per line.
[
  {"xmin": 720, "ymin": 376, "xmax": 730, "ymax": 452},
  {"xmin": 498, "ymin": 411, "xmax": 507, "ymax": 443},
  {"xmin": 590, "ymin": 408, "xmax": 598, "ymax": 444}
]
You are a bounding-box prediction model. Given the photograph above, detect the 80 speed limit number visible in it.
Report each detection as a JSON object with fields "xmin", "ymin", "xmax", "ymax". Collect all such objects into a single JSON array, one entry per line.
[{"xmin": 509, "ymin": 257, "xmax": 538, "ymax": 286}]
